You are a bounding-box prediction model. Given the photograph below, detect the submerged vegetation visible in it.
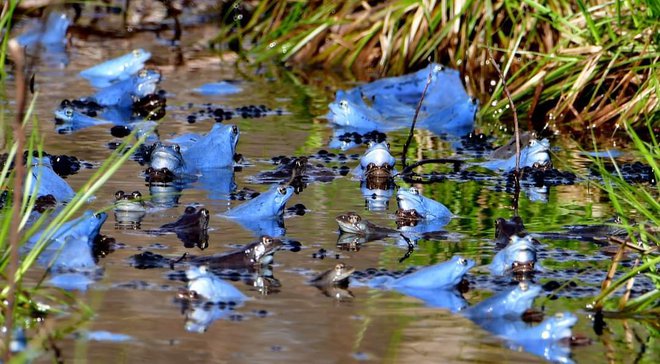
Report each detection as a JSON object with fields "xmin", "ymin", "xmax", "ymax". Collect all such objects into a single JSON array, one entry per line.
[{"xmin": 216, "ymin": 0, "xmax": 659, "ymax": 130}]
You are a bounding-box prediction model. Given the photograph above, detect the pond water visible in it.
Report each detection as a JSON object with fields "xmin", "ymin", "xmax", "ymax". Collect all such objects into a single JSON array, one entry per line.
[{"xmin": 5, "ymin": 23, "xmax": 657, "ymax": 364}]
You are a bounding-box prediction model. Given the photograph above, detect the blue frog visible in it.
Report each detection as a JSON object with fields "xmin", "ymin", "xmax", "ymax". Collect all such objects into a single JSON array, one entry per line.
[
  {"xmin": 223, "ymin": 184, "xmax": 294, "ymax": 219},
  {"xmin": 54, "ymin": 106, "xmax": 115, "ymax": 134},
  {"xmin": 395, "ymin": 187, "xmax": 452, "ymax": 221},
  {"xmin": 150, "ymin": 124, "xmax": 240, "ymax": 177},
  {"xmin": 354, "ymin": 141, "xmax": 396, "ymax": 180},
  {"xmin": 16, "ymin": 11, "xmax": 70, "ymax": 67},
  {"xmin": 489, "ymin": 235, "xmax": 538, "ymax": 276},
  {"xmin": 479, "ymin": 138, "xmax": 552, "ymax": 172},
  {"xmin": 354, "ymin": 256, "xmax": 474, "ymax": 290},
  {"xmin": 27, "ymin": 156, "xmax": 75, "ymax": 201},
  {"xmin": 92, "ymin": 68, "xmax": 161, "ymax": 108},
  {"xmin": 79, "ymin": 49, "xmax": 152, "ymax": 88}
]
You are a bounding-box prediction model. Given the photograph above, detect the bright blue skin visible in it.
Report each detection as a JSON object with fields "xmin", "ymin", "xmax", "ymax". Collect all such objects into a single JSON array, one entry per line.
[
  {"xmin": 16, "ymin": 11, "xmax": 70, "ymax": 67},
  {"xmin": 79, "ymin": 49, "xmax": 152, "ymax": 88},
  {"xmin": 224, "ymin": 184, "xmax": 294, "ymax": 219},
  {"xmin": 355, "ymin": 256, "xmax": 474, "ymax": 290},
  {"xmin": 27, "ymin": 157, "xmax": 75, "ymax": 201},
  {"xmin": 473, "ymin": 313, "xmax": 577, "ymax": 364},
  {"xmin": 181, "ymin": 124, "xmax": 239, "ymax": 170},
  {"xmin": 489, "ymin": 235, "xmax": 537, "ymax": 276},
  {"xmin": 393, "ymin": 256, "xmax": 474, "ymax": 289},
  {"xmin": 28, "ymin": 210, "xmax": 107, "ymax": 252},
  {"xmin": 154, "ymin": 124, "xmax": 240, "ymax": 176},
  {"xmin": 17, "ymin": 11, "xmax": 70, "ymax": 46},
  {"xmin": 479, "ymin": 138, "xmax": 551, "ymax": 172},
  {"xmin": 361, "ymin": 181, "xmax": 393, "ymax": 211},
  {"xmin": 396, "ymin": 187, "xmax": 452, "ymax": 220},
  {"xmin": 327, "ymin": 64, "xmax": 478, "ymax": 138},
  {"xmin": 393, "ymin": 286, "xmax": 468, "ymax": 312},
  {"xmin": 463, "ymin": 284, "xmax": 542, "ymax": 320},
  {"xmin": 54, "ymin": 107, "xmax": 114, "ymax": 134},
  {"xmin": 418, "ymin": 97, "xmax": 479, "ymax": 137},
  {"xmin": 32, "ymin": 212, "xmax": 107, "ymax": 291},
  {"xmin": 193, "ymin": 81, "xmax": 242, "ymax": 96},
  {"xmin": 186, "ymin": 266, "xmax": 247, "ymax": 303},
  {"xmin": 93, "ymin": 69, "xmax": 161, "ymax": 108},
  {"xmin": 358, "ymin": 64, "xmax": 469, "ymax": 109},
  {"xmin": 326, "ymin": 90, "xmax": 400, "ymax": 132}
]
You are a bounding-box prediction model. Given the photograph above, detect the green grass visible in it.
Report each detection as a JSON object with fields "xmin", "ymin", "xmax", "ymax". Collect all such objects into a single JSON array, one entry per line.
[
  {"xmin": 587, "ymin": 121, "xmax": 659, "ymax": 315},
  {"xmin": 214, "ymin": 0, "xmax": 659, "ymax": 130}
]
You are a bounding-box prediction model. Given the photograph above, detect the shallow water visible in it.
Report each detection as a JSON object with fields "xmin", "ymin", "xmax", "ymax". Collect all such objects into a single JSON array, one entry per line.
[{"xmin": 3, "ymin": 23, "xmax": 657, "ymax": 364}]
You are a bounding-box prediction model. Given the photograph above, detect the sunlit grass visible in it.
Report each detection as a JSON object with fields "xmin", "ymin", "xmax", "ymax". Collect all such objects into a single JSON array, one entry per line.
[{"xmin": 215, "ymin": 0, "xmax": 659, "ymax": 130}]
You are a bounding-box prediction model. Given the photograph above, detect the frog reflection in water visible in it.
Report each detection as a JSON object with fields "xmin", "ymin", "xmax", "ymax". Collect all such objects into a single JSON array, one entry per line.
[
  {"xmin": 191, "ymin": 235, "xmax": 283, "ymax": 270},
  {"xmin": 113, "ymin": 190, "xmax": 147, "ymax": 228},
  {"xmin": 160, "ymin": 206, "xmax": 210, "ymax": 250}
]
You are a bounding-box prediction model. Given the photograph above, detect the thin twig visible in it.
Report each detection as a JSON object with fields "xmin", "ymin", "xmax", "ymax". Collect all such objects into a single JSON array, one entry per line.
[
  {"xmin": 4, "ymin": 39, "xmax": 28, "ymax": 362},
  {"xmin": 596, "ymin": 238, "xmax": 627, "ymax": 311},
  {"xmin": 618, "ymin": 258, "xmax": 638, "ymax": 310},
  {"xmin": 398, "ymin": 234, "xmax": 415, "ymax": 263},
  {"xmin": 488, "ymin": 49, "xmax": 521, "ymax": 212},
  {"xmin": 401, "ymin": 62, "xmax": 433, "ymax": 168}
]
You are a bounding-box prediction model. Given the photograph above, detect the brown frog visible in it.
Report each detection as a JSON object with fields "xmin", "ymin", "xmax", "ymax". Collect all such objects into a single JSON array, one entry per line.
[
  {"xmin": 160, "ymin": 206, "xmax": 210, "ymax": 249},
  {"xmin": 191, "ymin": 235, "xmax": 283, "ymax": 269},
  {"xmin": 336, "ymin": 212, "xmax": 398, "ymax": 240},
  {"xmin": 309, "ymin": 263, "xmax": 355, "ymax": 287}
]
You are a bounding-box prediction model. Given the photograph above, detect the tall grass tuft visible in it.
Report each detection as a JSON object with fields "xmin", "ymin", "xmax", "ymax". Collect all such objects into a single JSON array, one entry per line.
[
  {"xmin": 588, "ymin": 121, "xmax": 659, "ymax": 315},
  {"xmin": 214, "ymin": 0, "xmax": 659, "ymax": 130}
]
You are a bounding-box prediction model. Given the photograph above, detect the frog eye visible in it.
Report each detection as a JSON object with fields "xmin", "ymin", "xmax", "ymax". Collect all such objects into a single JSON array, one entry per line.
[
  {"xmin": 367, "ymin": 141, "xmax": 375, "ymax": 148},
  {"xmin": 132, "ymin": 49, "xmax": 142, "ymax": 57},
  {"xmin": 263, "ymin": 236, "xmax": 273, "ymax": 244},
  {"xmin": 64, "ymin": 108, "xmax": 73, "ymax": 117},
  {"xmin": 277, "ymin": 186, "xmax": 287, "ymax": 195},
  {"xmin": 185, "ymin": 206, "xmax": 196, "ymax": 214},
  {"xmin": 131, "ymin": 191, "xmax": 142, "ymax": 199},
  {"xmin": 336, "ymin": 263, "xmax": 345, "ymax": 270},
  {"xmin": 366, "ymin": 162, "xmax": 376, "ymax": 170},
  {"xmin": 348, "ymin": 214, "xmax": 360, "ymax": 223},
  {"xmin": 458, "ymin": 258, "xmax": 468, "ymax": 266},
  {"xmin": 529, "ymin": 139, "xmax": 537, "ymax": 147},
  {"xmin": 173, "ymin": 144, "xmax": 180, "ymax": 153},
  {"xmin": 115, "ymin": 190, "xmax": 125, "ymax": 199},
  {"xmin": 231, "ymin": 125, "xmax": 239, "ymax": 134},
  {"xmin": 409, "ymin": 187, "xmax": 419, "ymax": 195},
  {"xmin": 138, "ymin": 69, "xmax": 148, "ymax": 78},
  {"xmin": 201, "ymin": 208, "xmax": 209, "ymax": 217},
  {"xmin": 339, "ymin": 100, "xmax": 349, "ymax": 109}
]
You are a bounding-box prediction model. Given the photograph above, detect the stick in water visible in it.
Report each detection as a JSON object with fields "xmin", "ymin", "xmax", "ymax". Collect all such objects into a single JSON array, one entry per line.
[
  {"xmin": 488, "ymin": 49, "xmax": 521, "ymax": 213},
  {"xmin": 401, "ymin": 61, "xmax": 434, "ymax": 168}
]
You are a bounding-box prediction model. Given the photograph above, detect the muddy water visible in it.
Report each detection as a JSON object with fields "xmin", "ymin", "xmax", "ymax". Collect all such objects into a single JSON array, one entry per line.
[{"xmin": 5, "ymin": 27, "xmax": 655, "ymax": 364}]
